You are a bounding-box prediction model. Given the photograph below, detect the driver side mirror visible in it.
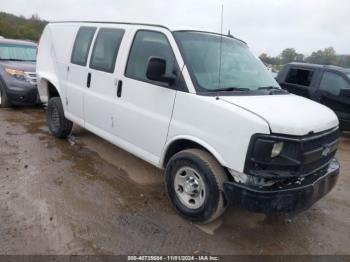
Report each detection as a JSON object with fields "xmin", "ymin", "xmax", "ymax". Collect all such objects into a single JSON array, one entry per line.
[
  {"xmin": 340, "ymin": 89, "xmax": 350, "ymax": 98},
  {"xmin": 146, "ymin": 57, "xmax": 176, "ymax": 86}
]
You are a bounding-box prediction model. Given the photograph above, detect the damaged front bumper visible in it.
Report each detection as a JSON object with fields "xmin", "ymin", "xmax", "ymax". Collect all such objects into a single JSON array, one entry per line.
[{"xmin": 223, "ymin": 158, "xmax": 340, "ymax": 213}]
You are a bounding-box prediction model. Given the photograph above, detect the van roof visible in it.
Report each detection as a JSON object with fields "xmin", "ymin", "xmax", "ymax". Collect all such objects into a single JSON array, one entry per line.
[
  {"xmin": 51, "ymin": 21, "xmax": 207, "ymax": 32},
  {"xmin": 288, "ymin": 62, "xmax": 349, "ymax": 72},
  {"xmin": 0, "ymin": 38, "xmax": 37, "ymax": 46},
  {"xmin": 50, "ymin": 21, "xmax": 246, "ymax": 44}
]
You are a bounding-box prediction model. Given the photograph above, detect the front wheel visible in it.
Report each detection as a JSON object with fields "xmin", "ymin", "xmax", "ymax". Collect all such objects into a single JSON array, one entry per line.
[
  {"xmin": 47, "ymin": 97, "xmax": 73, "ymax": 138},
  {"xmin": 165, "ymin": 149, "xmax": 228, "ymax": 223}
]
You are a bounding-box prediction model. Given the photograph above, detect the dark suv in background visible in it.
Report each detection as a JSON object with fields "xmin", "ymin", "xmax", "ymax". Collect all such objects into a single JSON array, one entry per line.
[
  {"xmin": 277, "ymin": 62, "xmax": 350, "ymax": 131},
  {"xmin": 0, "ymin": 38, "xmax": 40, "ymax": 107}
]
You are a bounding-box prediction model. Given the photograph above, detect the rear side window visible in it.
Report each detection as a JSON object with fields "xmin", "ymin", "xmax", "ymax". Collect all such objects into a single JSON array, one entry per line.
[
  {"xmin": 90, "ymin": 28, "xmax": 125, "ymax": 73},
  {"xmin": 125, "ymin": 30, "xmax": 176, "ymax": 83},
  {"xmin": 320, "ymin": 72, "xmax": 350, "ymax": 96},
  {"xmin": 71, "ymin": 27, "xmax": 96, "ymax": 66},
  {"xmin": 285, "ymin": 68, "xmax": 314, "ymax": 86}
]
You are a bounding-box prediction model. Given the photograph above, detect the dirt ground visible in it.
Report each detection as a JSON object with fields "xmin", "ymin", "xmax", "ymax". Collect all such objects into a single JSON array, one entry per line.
[{"xmin": 0, "ymin": 107, "xmax": 349, "ymax": 255}]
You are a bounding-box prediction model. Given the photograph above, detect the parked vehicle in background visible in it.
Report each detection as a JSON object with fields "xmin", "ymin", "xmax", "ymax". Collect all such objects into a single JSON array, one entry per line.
[
  {"xmin": 277, "ymin": 63, "xmax": 350, "ymax": 131},
  {"xmin": 0, "ymin": 38, "xmax": 39, "ymax": 107},
  {"xmin": 37, "ymin": 22, "xmax": 340, "ymax": 223},
  {"xmin": 265, "ymin": 65, "xmax": 278, "ymax": 78}
]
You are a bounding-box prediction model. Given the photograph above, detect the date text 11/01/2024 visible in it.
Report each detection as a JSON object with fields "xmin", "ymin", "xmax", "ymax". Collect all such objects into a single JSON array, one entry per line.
[{"xmin": 127, "ymin": 256, "xmax": 220, "ymax": 261}]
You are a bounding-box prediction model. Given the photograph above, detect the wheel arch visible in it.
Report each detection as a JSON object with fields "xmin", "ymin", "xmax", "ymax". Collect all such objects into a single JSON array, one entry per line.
[
  {"xmin": 161, "ymin": 136, "xmax": 227, "ymax": 169},
  {"xmin": 38, "ymin": 76, "xmax": 61, "ymax": 104}
]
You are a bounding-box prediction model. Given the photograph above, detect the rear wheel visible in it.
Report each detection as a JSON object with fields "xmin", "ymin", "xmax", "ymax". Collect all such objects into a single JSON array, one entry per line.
[
  {"xmin": 165, "ymin": 149, "xmax": 228, "ymax": 223},
  {"xmin": 0, "ymin": 83, "xmax": 11, "ymax": 108},
  {"xmin": 47, "ymin": 97, "xmax": 73, "ymax": 138}
]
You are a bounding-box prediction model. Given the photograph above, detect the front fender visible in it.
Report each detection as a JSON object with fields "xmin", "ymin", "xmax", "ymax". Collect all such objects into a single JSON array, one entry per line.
[{"xmin": 160, "ymin": 135, "xmax": 227, "ymax": 168}]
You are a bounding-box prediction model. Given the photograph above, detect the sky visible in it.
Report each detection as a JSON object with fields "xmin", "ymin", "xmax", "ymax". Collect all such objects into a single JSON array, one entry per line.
[{"xmin": 1, "ymin": 0, "xmax": 349, "ymax": 56}]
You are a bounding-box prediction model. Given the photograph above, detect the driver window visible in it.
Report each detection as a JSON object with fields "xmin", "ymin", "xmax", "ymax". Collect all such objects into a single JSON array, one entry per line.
[
  {"xmin": 125, "ymin": 30, "xmax": 176, "ymax": 84},
  {"xmin": 320, "ymin": 72, "xmax": 349, "ymax": 96}
]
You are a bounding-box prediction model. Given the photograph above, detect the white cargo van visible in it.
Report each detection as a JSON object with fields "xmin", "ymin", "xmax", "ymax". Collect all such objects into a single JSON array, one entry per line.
[{"xmin": 37, "ymin": 22, "xmax": 340, "ymax": 223}]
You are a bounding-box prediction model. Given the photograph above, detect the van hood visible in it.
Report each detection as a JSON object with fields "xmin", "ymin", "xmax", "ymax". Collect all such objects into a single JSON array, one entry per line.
[{"xmin": 220, "ymin": 94, "xmax": 339, "ymax": 136}]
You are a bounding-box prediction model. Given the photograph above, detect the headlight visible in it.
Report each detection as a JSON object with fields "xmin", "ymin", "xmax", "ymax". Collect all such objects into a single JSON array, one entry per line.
[
  {"xmin": 245, "ymin": 134, "xmax": 303, "ymax": 178},
  {"xmin": 5, "ymin": 68, "xmax": 26, "ymax": 80},
  {"xmin": 271, "ymin": 142, "xmax": 284, "ymax": 158},
  {"xmin": 251, "ymin": 139, "xmax": 284, "ymax": 161}
]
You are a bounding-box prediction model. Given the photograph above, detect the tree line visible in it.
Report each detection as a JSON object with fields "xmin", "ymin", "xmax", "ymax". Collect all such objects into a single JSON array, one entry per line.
[
  {"xmin": 260, "ymin": 47, "xmax": 350, "ymax": 69},
  {"xmin": 1, "ymin": 11, "xmax": 349, "ymax": 69},
  {"xmin": 0, "ymin": 12, "xmax": 47, "ymax": 42}
]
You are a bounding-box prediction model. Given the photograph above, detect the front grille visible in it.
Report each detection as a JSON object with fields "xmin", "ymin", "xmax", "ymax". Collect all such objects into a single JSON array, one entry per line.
[
  {"xmin": 246, "ymin": 128, "xmax": 340, "ymax": 179},
  {"xmin": 302, "ymin": 129, "xmax": 340, "ymax": 152},
  {"xmin": 300, "ymin": 128, "xmax": 339, "ymax": 175},
  {"xmin": 301, "ymin": 153, "xmax": 335, "ymax": 175},
  {"xmin": 24, "ymin": 72, "xmax": 37, "ymax": 85}
]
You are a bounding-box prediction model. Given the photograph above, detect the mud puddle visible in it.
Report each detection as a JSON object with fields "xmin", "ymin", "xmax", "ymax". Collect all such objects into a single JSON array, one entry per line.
[{"xmin": 3, "ymin": 108, "xmax": 166, "ymax": 207}]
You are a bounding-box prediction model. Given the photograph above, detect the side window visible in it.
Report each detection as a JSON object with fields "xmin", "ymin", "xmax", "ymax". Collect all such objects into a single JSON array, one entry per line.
[
  {"xmin": 125, "ymin": 30, "xmax": 176, "ymax": 83},
  {"xmin": 71, "ymin": 27, "xmax": 96, "ymax": 66},
  {"xmin": 90, "ymin": 28, "xmax": 125, "ymax": 73},
  {"xmin": 320, "ymin": 72, "xmax": 350, "ymax": 96},
  {"xmin": 285, "ymin": 68, "xmax": 314, "ymax": 86}
]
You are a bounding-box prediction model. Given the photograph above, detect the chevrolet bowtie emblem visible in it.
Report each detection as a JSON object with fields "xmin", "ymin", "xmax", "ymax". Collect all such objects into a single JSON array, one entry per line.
[{"xmin": 322, "ymin": 145, "xmax": 331, "ymax": 157}]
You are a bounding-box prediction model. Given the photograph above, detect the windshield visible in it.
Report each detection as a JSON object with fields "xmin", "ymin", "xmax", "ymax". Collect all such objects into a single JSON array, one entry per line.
[
  {"xmin": 174, "ymin": 31, "xmax": 280, "ymax": 93},
  {"xmin": 0, "ymin": 44, "xmax": 36, "ymax": 62}
]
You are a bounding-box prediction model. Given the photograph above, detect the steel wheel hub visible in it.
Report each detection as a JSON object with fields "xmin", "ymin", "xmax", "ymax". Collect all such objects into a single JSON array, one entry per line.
[{"xmin": 174, "ymin": 167, "xmax": 206, "ymax": 209}]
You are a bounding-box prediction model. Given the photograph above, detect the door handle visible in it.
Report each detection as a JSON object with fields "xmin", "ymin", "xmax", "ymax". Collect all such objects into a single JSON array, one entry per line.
[
  {"xmin": 87, "ymin": 73, "xmax": 91, "ymax": 88},
  {"xmin": 117, "ymin": 80, "xmax": 123, "ymax": 98}
]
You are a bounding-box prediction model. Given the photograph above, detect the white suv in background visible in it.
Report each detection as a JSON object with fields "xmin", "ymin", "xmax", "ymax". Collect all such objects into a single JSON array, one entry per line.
[{"xmin": 36, "ymin": 22, "xmax": 340, "ymax": 223}]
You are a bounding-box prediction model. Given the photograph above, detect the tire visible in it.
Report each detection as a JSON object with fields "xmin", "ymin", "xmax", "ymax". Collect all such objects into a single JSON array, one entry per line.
[
  {"xmin": 165, "ymin": 149, "xmax": 228, "ymax": 223},
  {"xmin": 47, "ymin": 97, "xmax": 73, "ymax": 138},
  {"xmin": 0, "ymin": 82, "xmax": 11, "ymax": 108}
]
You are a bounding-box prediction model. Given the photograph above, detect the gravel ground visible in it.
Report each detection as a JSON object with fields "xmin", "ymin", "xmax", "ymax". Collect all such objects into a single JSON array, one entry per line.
[{"xmin": 0, "ymin": 107, "xmax": 349, "ymax": 255}]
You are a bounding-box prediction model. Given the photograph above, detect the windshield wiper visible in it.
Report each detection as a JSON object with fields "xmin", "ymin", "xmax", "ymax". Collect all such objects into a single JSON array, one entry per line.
[
  {"xmin": 258, "ymin": 86, "xmax": 288, "ymax": 95},
  {"xmin": 258, "ymin": 86, "xmax": 281, "ymax": 91},
  {"xmin": 210, "ymin": 87, "xmax": 250, "ymax": 92}
]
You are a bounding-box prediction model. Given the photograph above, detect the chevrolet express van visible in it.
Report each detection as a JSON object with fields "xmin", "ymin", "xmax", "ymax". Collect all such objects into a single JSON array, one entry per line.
[{"xmin": 36, "ymin": 22, "xmax": 340, "ymax": 223}]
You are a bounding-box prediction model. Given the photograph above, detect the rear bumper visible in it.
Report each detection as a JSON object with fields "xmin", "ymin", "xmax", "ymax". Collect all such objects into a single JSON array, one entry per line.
[
  {"xmin": 7, "ymin": 85, "xmax": 41, "ymax": 106},
  {"xmin": 223, "ymin": 159, "xmax": 340, "ymax": 213}
]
